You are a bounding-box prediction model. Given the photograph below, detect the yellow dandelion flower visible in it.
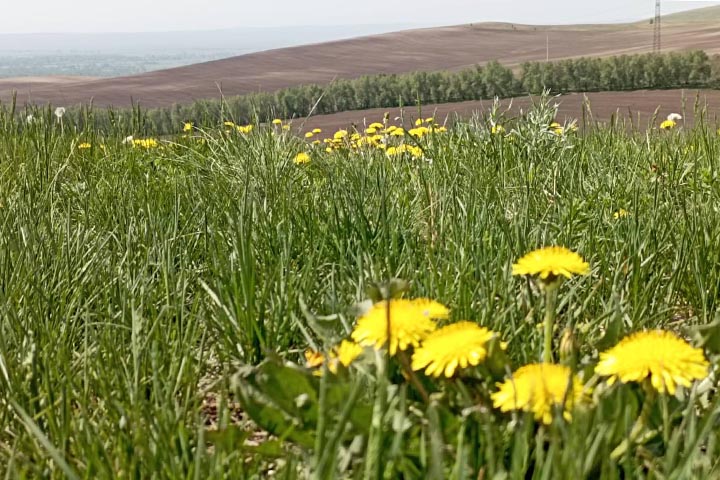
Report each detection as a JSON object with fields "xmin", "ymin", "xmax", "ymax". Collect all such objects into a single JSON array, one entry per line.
[
  {"xmin": 294, "ymin": 152, "xmax": 310, "ymax": 164},
  {"xmin": 369, "ymin": 122, "xmax": 384, "ymax": 129},
  {"xmin": 282, "ymin": 125, "xmax": 291, "ymax": 131},
  {"xmin": 415, "ymin": 118, "xmax": 423, "ymax": 126},
  {"xmin": 491, "ymin": 124, "xmax": 505, "ymax": 135},
  {"xmin": 365, "ymin": 127, "xmax": 377, "ymax": 135},
  {"xmin": 434, "ymin": 126, "xmax": 448, "ymax": 133},
  {"xmin": 312, "ymin": 140, "xmax": 321, "ymax": 145},
  {"xmin": 272, "ymin": 119, "xmax": 282, "ymax": 125},
  {"xmin": 333, "ymin": 340, "xmax": 363, "ymax": 371},
  {"xmin": 351, "ymin": 298, "xmax": 448, "ymax": 355},
  {"xmin": 412, "ymin": 321, "xmax": 496, "ymax": 377},
  {"xmin": 223, "ymin": 121, "xmax": 236, "ymax": 128},
  {"xmin": 595, "ymin": 330, "xmax": 709, "ymax": 394},
  {"xmin": 333, "ymin": 129, "xmax": 348, "ymax": 140},
  {"xmin": 390, "ymin": 128, "xmax": 405, "ymax": 137},
  {"xmin": 424, "ymin": 117, "xmax": 434, "ymax": 123},
  {"xmin": 613, "ymin": 209, "xmax": 629, "ymax": 219},
  {"xmin": 325, "ymin": 147, "xmax": 333, "ymax": 153},
  {"xmin": 183, "ymin": 122, "xmax": 193, "ymax": 132},
  {"xmin": 660, "ymin": 119, "xmax": 676, "ymax": 130},
  {"xmin": 305, "ymin": 340, "xmax": 363, "ymax": 375},
  {"xmin": 305, "ymin": 132, "xmax": 314, "ymax": 139},
  {"xmin": 237, "ymin": 124, "xmax": 254, "ymax": 134},
  {"xmin": 492, "ymin": 363, "xmax": 584, "ymax": 424},
  {"xmin": 408, "ymin": 146, "xmax": 423, "ymax": 158},
  {"xmin": 305, "ymin": 350, "xmax": 325, "ymax": 368},
  {"xmin": 312, "ymin": 128, "xmax": 322, "ymax": 134},
  {"xmin": 132, "ymin": 138, "xmax": 159, "ymax": 149},
  {"xmin": 512, "ymin": 246, "xmax": 590, "ymax": 281},
  {"xmin": 409, "ymin": 126, "xmax": 429, "ymax": 138},
  {"xmin": 77, "ymin": 142, "xmax": 91, "ymax": 150}
]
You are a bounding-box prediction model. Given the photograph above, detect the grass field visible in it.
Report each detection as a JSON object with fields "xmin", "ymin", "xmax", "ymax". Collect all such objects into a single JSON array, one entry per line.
[{"xmin": 0, "ymin": 99, "xmax": 719, "ymax": 478}]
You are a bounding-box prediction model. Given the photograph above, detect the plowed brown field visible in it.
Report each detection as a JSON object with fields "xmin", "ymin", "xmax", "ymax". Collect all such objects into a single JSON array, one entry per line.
[
  {"xmin": 294, "ymin": 90, "xmax": 720, "ymax": 133},
  {"xmin": 1, "ymin": 11, "xmax": 719, "ymax": 109}
]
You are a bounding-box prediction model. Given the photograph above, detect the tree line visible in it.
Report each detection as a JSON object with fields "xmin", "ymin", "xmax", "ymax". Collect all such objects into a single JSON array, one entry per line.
[{"xmin": 16, "ymin": 50, "xmax": 718, "ymax": 135}]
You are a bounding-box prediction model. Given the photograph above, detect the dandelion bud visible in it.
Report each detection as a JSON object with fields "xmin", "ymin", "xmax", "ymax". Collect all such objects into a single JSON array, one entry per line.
[{"xmin": 559, "ymin": 327, "xmax": 578, "ymax": 367}]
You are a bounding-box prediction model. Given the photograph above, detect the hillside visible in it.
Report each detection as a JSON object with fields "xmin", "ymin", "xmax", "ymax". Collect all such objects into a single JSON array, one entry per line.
[{"xmin": 1, "ymin": 8, "xmax": 719, "ymax": 108}]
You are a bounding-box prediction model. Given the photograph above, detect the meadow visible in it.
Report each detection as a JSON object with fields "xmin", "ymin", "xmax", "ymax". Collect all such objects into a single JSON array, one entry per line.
[{"xmin": 0, "ymin": 97, "xmax": 719, "ymax": 478}]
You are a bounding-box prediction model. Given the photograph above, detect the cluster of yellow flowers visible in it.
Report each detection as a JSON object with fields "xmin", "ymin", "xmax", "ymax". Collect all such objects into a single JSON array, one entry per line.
[
  {"xmin": 222, "ymin": 121, "xmax": 254, "ymax": 134},
  {"xmin": 295, "ymin": 117, "xmax": 447, "ymax": 162},
  {"xmin": 549, "ymin": 121, "xmax": 578, "ymax": 136},
  {"xmin": 305, "ymin": 246, "xmax": 709, "ymax": 425},
  {"xmin": 133, "ymin": 138, "xmax": 159, "ymax": 149}
]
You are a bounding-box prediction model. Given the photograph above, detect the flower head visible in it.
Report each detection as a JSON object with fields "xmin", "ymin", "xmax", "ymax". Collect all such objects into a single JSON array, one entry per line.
[
  {"xmin": 512, "ymin": 246, "xmax": 590, "ymax": 281},
  {"xmin": 491, "ymin": 124, "xmax": 506, "ymax": 135},
  {"xmin": 667, "ymin": 113, "xmax": 683, "ymax": 122},
  {"xmin": 305, "ymin": 132, "xmax": 315, "ymax": 139},
  {"xmin": 183, "ymin": 122, "xmax": 193, "ymax": 132},
  {"xmin": 294, "ymin": 152, "xmax": 310, "ymax": 164},
  {"xmin": 412, "ymin": 321, "xmax": 496, "ymax": 377},
  {"xmin": 550, "ymin": 122, "xmax": 564, "ymax": 135},
  {"xmin": 333, "ymin": 340, "xmax": 363, "ymax": 371},
  {"xmin": 54, "ymin": 107, "xmax": 66, "ymax": 119},
  {"xmin": 595, "ymin": 330, "xmax": 708, "ymax": 394},
  {"xmin": 133, "ymin": 138, "xmax": 159, "ymax": 149},
  {"xmin": 312, "ymin": 128, "xmax": 322, "ymax": 134},
  {"xmin": 305, "ymin": 340, "xmax": 363, "ymax": 374},
  {"xmin": 492, "ymin": 363, "xmax": 584, "ymax": 424},
  {"xmin": 77, "ymin": 142, "xmax": 91, "ymax": 150},
  {"xmin": 351, "ymin": 298, "xmax": 448, "ymax": 355},
  {"xmin": 660, "ymin": 119, "xmax": 677, "ymax": 130},
  {"xmin": 613, "ymin": 209, "xmax": 630, "ymax": 219},
  {"xmin": 272, "ymin": 119, "xmax": 282, "ymax": 125}
]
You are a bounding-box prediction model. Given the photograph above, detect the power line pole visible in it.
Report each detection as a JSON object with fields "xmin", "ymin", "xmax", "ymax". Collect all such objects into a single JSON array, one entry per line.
[{"xmin": 653, "ymin": 0, "xmax": 661, "ymax": 53}]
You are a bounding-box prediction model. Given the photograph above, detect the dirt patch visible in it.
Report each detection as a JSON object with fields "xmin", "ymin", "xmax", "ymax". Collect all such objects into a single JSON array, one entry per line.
[{"xmin": 290, "ymin": 89, "xmax": 720, "ymax": 133}]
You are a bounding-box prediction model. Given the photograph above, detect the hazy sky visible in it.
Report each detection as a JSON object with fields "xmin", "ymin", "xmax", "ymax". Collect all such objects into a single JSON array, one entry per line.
[{"xmin": 3, "ymin": 0, "xmax": 719, "ymax": 33}]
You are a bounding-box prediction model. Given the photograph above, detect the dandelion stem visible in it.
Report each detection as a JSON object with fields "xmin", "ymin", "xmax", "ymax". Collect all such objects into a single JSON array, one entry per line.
[
  {"xmin": 398, "ymin": 350, "xmax": 429, "ymax": 404},
  {"xmin": 610, "ymin": 385, "xmax": 657, "ymax": 460},
  {"xmin": 542, "ymin": 284, "xmax": 559, "ymax": 363}
]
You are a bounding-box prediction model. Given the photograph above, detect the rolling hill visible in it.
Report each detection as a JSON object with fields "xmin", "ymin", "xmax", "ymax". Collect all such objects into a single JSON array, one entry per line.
[{"xmin": 1, "ymin": 6, "xmax": 720, "ymax": 109}]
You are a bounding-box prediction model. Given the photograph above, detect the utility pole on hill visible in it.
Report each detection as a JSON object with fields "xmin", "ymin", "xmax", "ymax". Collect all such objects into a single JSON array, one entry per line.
[{"xmin": 653, "ymin": 0, "xmax": 661, "ymax": 53}]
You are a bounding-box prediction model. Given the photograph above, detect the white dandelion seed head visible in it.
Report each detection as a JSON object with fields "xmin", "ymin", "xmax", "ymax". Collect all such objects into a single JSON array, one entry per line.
[
  {"xmin": 54, "ymin": 107, "xmax": 66, "ymax": 119},
  {"xmin": 667, "ymin": 113, "xmax": 683, "ymax": 122}
]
